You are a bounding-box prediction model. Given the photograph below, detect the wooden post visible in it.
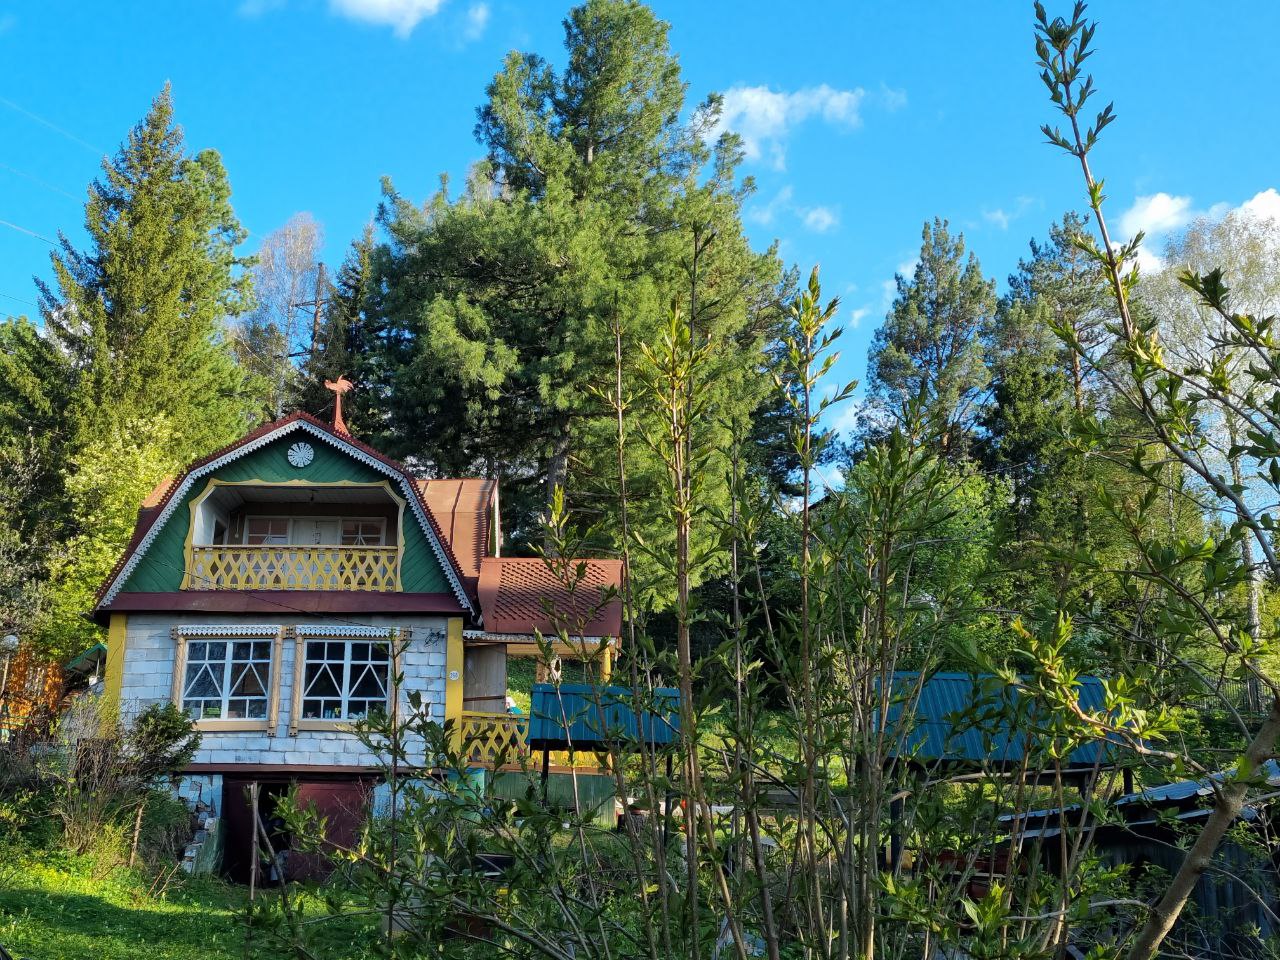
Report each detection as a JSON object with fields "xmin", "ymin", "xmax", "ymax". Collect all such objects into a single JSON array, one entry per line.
[
  {"xmin": 128, "ymin": 800, "xmax": 145, "ymax": 868},
  {"xmin": 445, "ymin": 618, "xmax": 464, "ymax": 754},
  {"xmin": 541, "ymin": 746, "xmax": 551, "ymax": 804},
  {"xmin": 248, "ymin": 783, "xmax": 260, "ymax": 903}
]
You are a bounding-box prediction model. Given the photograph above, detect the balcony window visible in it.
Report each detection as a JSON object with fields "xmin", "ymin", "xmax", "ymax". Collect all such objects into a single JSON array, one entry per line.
[
  {"xmin": 242, "ymin": 516, "xmax": 386, "ymax": 546},
  {"xmin": 181, "ymin": 639, "xmax": 272, "ymax": 720},
  {"xmin": 341, "ymin": 518, "xmax": 386, "ymax": 546},
  {"xmin": 246, "ymin": 518, "xmax": 290, "ymax": 545},
  {"xmin": 300, "ymin": 639, "xmax": 390, "ymax": 721}
]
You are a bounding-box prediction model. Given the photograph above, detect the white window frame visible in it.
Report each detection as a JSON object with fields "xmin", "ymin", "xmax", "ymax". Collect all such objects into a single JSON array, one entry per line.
[
  {"xmin": 291, "ymin": 626, "xmax": 401, "ymax": 731},
  {"xmin": 170, "ymin": 625, "xmax": 283, "ymax": 732},
  {"xmin": 242, "ymin": 515, "xmax": 387, "ymax": 547},
  {"xmin": 340, "ymin": 516, "xmax": 387, "ymax": 546},
  {"xmin": 243, "ymin": 515, "xmax": 292, "ymax": 545}
]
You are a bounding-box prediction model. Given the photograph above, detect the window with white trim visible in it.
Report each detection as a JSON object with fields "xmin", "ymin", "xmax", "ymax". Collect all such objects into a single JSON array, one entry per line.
[
  {"xmin": 181, "ymin": 639, "xmax": 273, "ymax": 720},
  {"xmin": 300, "ymin": 638, "xmax": 391, "ymax": 720},
  {"xmin": 245, "ymin": 517, "xmax": 290, "ymax": 545},
  {"xmin": 341, "ymin": 518, "xmax": 386, "ymax": 546}
]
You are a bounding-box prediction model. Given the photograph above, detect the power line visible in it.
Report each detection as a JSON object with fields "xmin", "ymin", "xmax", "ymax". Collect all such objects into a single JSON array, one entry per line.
[
  {"xmin": 0, "ymin": 218, "xmax": 56, "ymax": 245},
  {"xmin": 0, "ymin": 160, "xmax": 80, "ymax": 203},
  {"xmin": 0, "ymin": 97, "xmax": 103, "ymax": 157},
  {"xmin": 0, "ymin": 291, "xmax": 38, "ymax": 308}
]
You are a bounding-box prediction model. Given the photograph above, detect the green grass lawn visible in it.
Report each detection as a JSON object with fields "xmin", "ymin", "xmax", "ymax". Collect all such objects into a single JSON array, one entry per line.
[{"xmin": 0, "ymin": 853, "xmax": 377, "ymax": 960}]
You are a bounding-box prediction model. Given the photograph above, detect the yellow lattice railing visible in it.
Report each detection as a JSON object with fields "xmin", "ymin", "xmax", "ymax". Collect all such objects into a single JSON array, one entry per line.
[
  {"xmin": 459, "ymin": 712, "xmax": 606, "ymax": 771},
  {"xmin": 461, "ymin": 711, "xmax": 530, "ymax": 765},
  {"xmin": 185, "ymin": 545, "xmax": 400, "ymax": 591}
]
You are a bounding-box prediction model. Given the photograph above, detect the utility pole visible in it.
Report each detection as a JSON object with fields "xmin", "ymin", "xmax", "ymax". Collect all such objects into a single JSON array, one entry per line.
[{"xmin": 307, "ymin": 263, "xmax": 328, "ymax": 364}]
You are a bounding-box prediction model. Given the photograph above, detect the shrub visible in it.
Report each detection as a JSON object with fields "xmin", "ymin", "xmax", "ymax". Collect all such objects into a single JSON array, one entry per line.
[{"xmin": 37, "ymin": 697, "xmax": 201, "ymax": 861}]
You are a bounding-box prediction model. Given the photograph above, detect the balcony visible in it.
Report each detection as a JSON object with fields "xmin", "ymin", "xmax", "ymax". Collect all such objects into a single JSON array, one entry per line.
[
  {"xmin": 184, "ymin": 545, "xmax": 400, "ymax": 592},
  {"xmin": 182, "ymin": 481, "xmax": 405, "ymax": 592}
]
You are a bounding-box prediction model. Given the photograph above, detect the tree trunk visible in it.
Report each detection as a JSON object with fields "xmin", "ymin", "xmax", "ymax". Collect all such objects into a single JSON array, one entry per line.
[
  {"xmin": 1230, "ymin": 448, "xmax": 1264, "ymax": 713},
  {"xmin": 1126, "ymin": 696, "xmax": 1280, "ymax": 960},
  {"xmin": 543, "ymin": 419, "xmax": 572, "ymax": 552}
]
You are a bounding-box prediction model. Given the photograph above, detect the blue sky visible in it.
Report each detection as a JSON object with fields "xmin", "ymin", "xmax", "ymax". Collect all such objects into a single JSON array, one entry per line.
[{"xmin": 3, "ymin": 0, "xmax": 1279, "ymax": 442}]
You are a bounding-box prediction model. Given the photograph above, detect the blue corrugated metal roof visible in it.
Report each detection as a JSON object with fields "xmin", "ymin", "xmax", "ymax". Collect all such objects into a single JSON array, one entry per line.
[
  {"xmin": 528, "ymin": 683, "xmax": 681, "ymax": 750},
  {"xmin": 884, "ymin": 672, "xmax": 1122, "ymax": 768}
]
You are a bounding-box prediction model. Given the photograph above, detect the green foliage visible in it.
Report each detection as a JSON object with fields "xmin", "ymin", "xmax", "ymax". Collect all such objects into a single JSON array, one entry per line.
[
  {"xmin": 19, "ymin": 85, "xmax": 262, "ymax": 657},
  {"xmin": 37, "ymin": 84, "xmax": 257, "ymax": 453},
  {"xmin": 867, "ymin": 217, "xmax": 997, "ymax": 457},
  {"xmin": 359, "ymin": 0, "xmax": 789, "ymax": 592},
  {"xmin": 0, "ymin": 853, "xmax": 375, "ymax": 960},
  {"xmin": 298, "ymin": 226, "xmax": 376, "ymax": 425},
  {"xmin": 40, "ymin": 418, "xmax": 181, "ymax": 657},
  {"xmin": 0, "ymin": 317, "xmax": 73, "ymax": 636},
  {"xmin": 127, "ymin": 703, "xmax": 202, "ymax": 779}
]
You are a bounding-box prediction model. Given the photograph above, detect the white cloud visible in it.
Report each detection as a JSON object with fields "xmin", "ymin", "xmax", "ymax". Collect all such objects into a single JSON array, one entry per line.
[
  {"xmin": 983, "ymin": 196, "xmax": 1036, "ymax": 231},
  {"xmin": 846, "ymin": 306, "xmax": 870, "ymax": 328},
  {"xmin": 747, "ymin": 186, "xmax": 793, "ymax": 226},
  {"xmin": 879, "ymin": 83, "xmax": 908, "ymax": 111},
  {"xmin": 328, "ymin": 0, "xmax": 445, "ymax": 37},
  {"xmin": 713, "ymin": 84, "xmax": 866, "ymax": 170},
  {"xmin": 829, "ymin": 397, "xmax": 870, "ymax": 442},
  {"xmin": 1116, "ymin": 188, "xmax": 1280, "ymax": 273},
  {"xmin": 463, "ymin": 2, "xmax": 489, "ymax": 40},
  {"xmin": 748, "ymin": 186, "xmax": 839, "ymax": 234},
  {"xmin": 1118, "ymin": 192, "xmax": 1194, "ymax": 239},
  {"xmin": 984, "ymin": 208, "xmax": 1012, "ymax": 230},
  {"xmin": 880, "ymin": 258, "xmax": 917, "ymax": 308},
  {"xmin": 1241, "ymin": 188, "xmax": 1280, "ymax": 223},
  {"xmin": 804, "ymin": 206, "xmax": 839, "ymax": 233}
]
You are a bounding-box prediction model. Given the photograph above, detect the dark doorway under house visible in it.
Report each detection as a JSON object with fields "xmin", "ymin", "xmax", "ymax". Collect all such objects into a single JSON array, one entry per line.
[{"xmin": 220, "ymin": 775, "xmax": 373, "ymax": 883}]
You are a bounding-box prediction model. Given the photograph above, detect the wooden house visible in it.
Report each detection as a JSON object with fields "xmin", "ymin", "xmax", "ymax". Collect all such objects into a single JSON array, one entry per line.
[{"xmin": 92, "ymin": 408, "xmax": 621, "ymax": 874}]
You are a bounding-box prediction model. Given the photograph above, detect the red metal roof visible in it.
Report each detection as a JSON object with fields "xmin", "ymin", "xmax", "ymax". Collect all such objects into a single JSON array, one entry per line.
[
  {"xmin": 478, "ymin": 557, "xmax": 623, "ymax": 638},
  {"xmin": 416, "ymin": 478, "xmax": 498, "ymax": 590}
]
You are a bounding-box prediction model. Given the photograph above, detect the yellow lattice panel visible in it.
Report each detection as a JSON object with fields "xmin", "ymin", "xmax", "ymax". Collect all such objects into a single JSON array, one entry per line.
[
  {"xmin": 185, "ymin": 546, "xmax": 399, "ymax": 592},
  {"xmin": 461, "ymin": 711, "xmax": 530, "ymax": 764},
  {"xmin": 458, "ymin": 712, "xmax": 603, "ymax": 771}
]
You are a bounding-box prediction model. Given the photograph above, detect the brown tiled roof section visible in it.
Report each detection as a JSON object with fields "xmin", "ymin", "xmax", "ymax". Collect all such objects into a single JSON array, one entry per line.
[
  {"xmin": 93, "ymin": 411, "xmax": 472, "ymax": 609},
  {"xmin": 142, "ymin": 477, "xmax": 175, "ymax": 508},
  {"xmin": 478, "ymin": 557, "xmax": 623, "ymax": 637},
  {"xmin": 416, "ymin": 479, "xmax": 496, "ymax": 586}
]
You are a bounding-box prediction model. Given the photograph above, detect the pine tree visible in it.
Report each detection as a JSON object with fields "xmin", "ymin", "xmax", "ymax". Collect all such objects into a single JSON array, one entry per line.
[
  {"xmin": 867, "ymin": 218, "xmax": 996, "ymax": 458},
  {"xmin": 367, "ymin": 0, "xmax": 789, "ymax": 587},
  {"xmin": 32, "ymin": 85, "xmax": 259, "ymax": 656}
]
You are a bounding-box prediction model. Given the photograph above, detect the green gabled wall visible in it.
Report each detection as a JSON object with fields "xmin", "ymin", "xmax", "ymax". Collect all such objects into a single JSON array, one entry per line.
[{"xmin": 119, "ymin": 433, "xmax": 452, "ymax": 594}]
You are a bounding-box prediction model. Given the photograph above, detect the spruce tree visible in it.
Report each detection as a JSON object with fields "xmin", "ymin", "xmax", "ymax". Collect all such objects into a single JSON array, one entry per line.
[
  {"xmin": 37, "ymin": 84, "xmax": 258, "ymax": 458},
  {"xmin": 297, "ymin": 226, "xmax": 375, "ymax": 427},
  {"xmin": 33, "ymin": 85, "xmax": 259, "ymax": 656},
  {"xmin": 0, "ymin": 317, "xmax": 73, "ymax": 638}
]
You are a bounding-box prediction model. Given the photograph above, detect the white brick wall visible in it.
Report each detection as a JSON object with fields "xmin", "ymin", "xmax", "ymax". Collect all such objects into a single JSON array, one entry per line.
[{"xmin": 119, "ymin": 613, "xmax": 449, "ymax": 769}]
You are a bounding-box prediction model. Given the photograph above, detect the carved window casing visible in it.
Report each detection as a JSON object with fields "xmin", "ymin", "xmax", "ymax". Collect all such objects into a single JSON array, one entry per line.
[{"xmin": 170, "ymin": 625, "xmax": 284, "ymax": 732}]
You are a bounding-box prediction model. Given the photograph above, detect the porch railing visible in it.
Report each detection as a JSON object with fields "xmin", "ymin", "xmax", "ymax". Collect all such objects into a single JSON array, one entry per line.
[
  {"xmin": 460, "ymin": 711, "xmax": 530, "ymax": 765},
  {"xmin": 459, "ymin": 711, "xmax": 601, "ymax": 771},
  {"xmin": 184, "ymin": 545, "xmax": 400, "ymax": 592}
]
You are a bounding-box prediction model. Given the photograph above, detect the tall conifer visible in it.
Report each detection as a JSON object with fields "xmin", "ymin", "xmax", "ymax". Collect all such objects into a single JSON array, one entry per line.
[{"xmin": 34, "ymin": 85, "xmax": 258, "ymax": 656}]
